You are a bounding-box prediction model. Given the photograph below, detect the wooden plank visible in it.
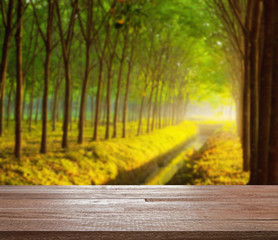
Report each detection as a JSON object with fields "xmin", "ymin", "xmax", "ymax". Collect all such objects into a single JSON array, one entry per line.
[
  {"xmin": 0, "ymin": 185, "xmax": 277, "ymax": 199},
  {"xmin": 0, "ymin": 186, "xmax": 277, "ymax": 239},
  {"xmin": 1, "ymin": 231, "xmax": 278, "ymax": 240}
]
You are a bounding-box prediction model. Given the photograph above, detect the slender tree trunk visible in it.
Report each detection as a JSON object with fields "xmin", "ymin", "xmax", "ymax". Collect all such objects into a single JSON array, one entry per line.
[
  {"xmin": 242, "ymin": 1, "xmax": 252, "ymax": 172},
  {"xmin": 158, "ymin": 83, "xmax": 164, "ymax": 129},
  {"xmin": 62, "ymin": 62, "xmax": 71, "ymax": 148},
  {"xmin": 78, "ymin": 43, "xmax": 91, "ymax": 143},
  {"xmin": 52, "ymin": 80, "xmax": 60, "ymax": 131},
  {"xmin": 93, "ymin": 58, "xmax": 104, "ymax": 141},
  {"xmin": 28, "ymin": 76, "xmax": 35, "ymax": 132},
  {"xmin": 0, "ymin": 0, "xmax": 14, "ymax": 120},
  {"xmin": 122, "ymin": 62, "xmax": 132, "ymax": 138},
  {"xmin": 14, "ymin": 0, "xmax": 23, "ymax": 158},
  {"xmin": 151, "ymin": 82, "xmax": 159, "ymax": 131},
  {"xmin": 147, "ymin": 80, "xmax": 154, "ymax": 133},
  {"xmin": 56, "ymin": 0, "xmax": 78, "ymax": 148},
  {"xmin": 40, "ymin": 50, "xmax": 51, "ymax": 153},
  {"xmin": 105, "ymin": 32, "xmax": 119, "ymax": 139},
  {"xmin": 249, "ymin": 0, "xmax": 260, "ymax": 184},
  {"xmin": 137, "ymin": 93, "xmax": 146, "ymax": 136},
  {"xmin": 93, "ymin": 25, "xmax": 109, "ymax": 141},
  {"xmin": 105, "ymin": 64, "xmax": 113, "ymax": 139},
  {"xmin": 112, "ymin": 30, "xmax": 128, "ymax": 138},
  {"xmin": 91, "ymin": 95, "xmax": 94, "ymax": 127}
]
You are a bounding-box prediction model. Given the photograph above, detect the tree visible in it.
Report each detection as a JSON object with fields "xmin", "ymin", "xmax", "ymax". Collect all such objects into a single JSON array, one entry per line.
[
  {"xmin": 0, "ymin": 0, "xmax": 14, "ymax": 136},
  {"xmin": 56, "ymin": 0, "xmax": 78, "ymax": 148},
  {"xmin": 14, "ymin": 0, "xmax": 23, "ymax": 158},
  {"xmin": 31, "ymin": 0, "xmax": 55, "ymax": 153}
]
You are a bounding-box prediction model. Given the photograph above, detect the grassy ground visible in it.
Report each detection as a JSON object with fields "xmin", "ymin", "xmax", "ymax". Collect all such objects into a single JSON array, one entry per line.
[
  {"xmin": 168, "ymin": 122, "xmax": 249, "ymax": 185},
  {"xmin": 0, "ymin": 120, "xmax": 197, "ymax": 185}
]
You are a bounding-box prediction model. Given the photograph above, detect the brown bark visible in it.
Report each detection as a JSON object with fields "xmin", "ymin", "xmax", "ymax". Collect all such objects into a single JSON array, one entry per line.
[
  {"xmin": 158, "ymin": 82, "xmax": 164, "ymax": 129},
  {"xmin": 122, "ymin": 63, "xmax": 132, "ymax": 138},
  {"xmin": 91, "ymin": 95, "xmax": 94, "ymax": 127},
  {"xmin": 146, "ymin": 80, "xmax": 154, "ymax": 133},
  {"xmin": 248, "ymin": 0, "xmax": 261, "ymax": 184},
  {"xmin": 14, "ymin": 0, "xmax": 23, "ymax": 158},
  {"xmin": 112, "ymin": 30, "xmax": 128, "ymax": 138},
  {"xmin": 268, "ymin": 2, "xmax": 278, "ymax": 184},
  {"xmin": 151, "ymin": 82, "xmax": 159, "ymax": 131},
  {"xmin": 28, "ymin": 72, "xmax": 35, "ymax": 133},
  {"xmin": 122, "ymin": 38, "xmax": 135, "ymax": 138},
  {"xmin": 78, "ymin": 0, "xmax": 94, "ymax": 144},
  {"xmin": 257, "ymin": 0, "xmax": 275, "ymax": 184},
  {"xmin": 93, "ymin": 26, "xmax": 110, "ymax": 141},
  {"xmin": 52, "ymin": 76, "xmax": 61, "ymax": 131},
  {"xmin": 0, "ymin": 0, "xmax": 14, "ymax": 135},
  {"xmin": 32, "ymin": 0, "xmax": 55, "ymax": 153},
  {"xmin": 56, "ymin": 0, "xmax": 78, "ymax": 148},
  {"xmin": 105, "ymin": 31, "xmax": 120, "ymax": 139},
  {"xmin": 78, "ymin": 42, "xmax": 91, "ymax": 143}
]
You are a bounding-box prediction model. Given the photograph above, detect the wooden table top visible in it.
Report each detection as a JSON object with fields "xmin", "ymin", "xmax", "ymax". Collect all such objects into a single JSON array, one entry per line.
[{"xmin": 0, "ymin": 185, "xmax": 278, "ymax": 239}]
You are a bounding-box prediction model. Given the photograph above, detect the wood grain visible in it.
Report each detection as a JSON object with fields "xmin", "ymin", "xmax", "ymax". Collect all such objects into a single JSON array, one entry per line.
[{"xmin": 0, "ymin": 186, "xmax": 277, "ymax": 239}]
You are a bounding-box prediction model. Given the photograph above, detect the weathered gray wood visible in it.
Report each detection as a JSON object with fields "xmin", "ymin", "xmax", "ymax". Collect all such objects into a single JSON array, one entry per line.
[{"xmin": 0, "ymin": 186, "xmax": 277, "ymax": 239}]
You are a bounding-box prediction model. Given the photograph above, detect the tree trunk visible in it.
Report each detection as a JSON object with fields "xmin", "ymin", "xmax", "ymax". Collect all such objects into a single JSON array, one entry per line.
[
  {"xmin": 122, "ymin": 62, "xmax": 132, "ymax": 138},
  {"xmin": 14, "ymin": 0, "xmax": 23, "ymax": 158},
  {"xmin": 242, "ymin": 1, "xmax": 253, "ymax": 172},
  {"xmin": 93, "ymin": 58, "xmax": 104, "ymax": 141},
  {"xmin": 62, "ymin": 62, "xmax": 71, "ymax": 148},
  {"xmin": 257, "ymin": 0, "xmax": 275, "ymax": 184},
  {"xmin": 92, "ymin": 23, "xmax": 109, "ymax": 141},
  {"xmin": 105, "ymin": 63, "xmax": 112, "ymax": 139},
  {"xmin": 137, "ymin": 93, "xmax": 146, "ymax": 136},
  {"xmin": 91, "ymin": 94, "xmax": 94, "ymax": 127},
  {"xmin": 0, "ymin": 0, "xmax": 14, "ymax": 119},
  {"xmin": 151, "ymin": 82, "xmax": 159, "ymax": 131},
  {"xmin": 40, "ymin": 50, "xmax": 51, "ymax": 153},
  {"xmin": 52, "ymin": 81, "xmax": 60, "ymax": 131},
  {"xmin": 147, "ymin": 80, "xmax": 154, "ymax": 133},
  {"xmin": 28, "ymin": 76, "xmax": 35, "ymax": 133},
  {"xmin": 268, "ymin": 2, "xmax": 278, "ymax": 184},
  {"xmin": 112, "ymin": 30, "xmax": 128, "ymax": 138},
  {"xmin": 105, "ymin": 32, "xmax": 119, "ymax": 139},
  {"xmin": 158, "ymin": 83, "xmax": 164, "ymax": 129},
  {"xmin": 69, "ymin": 89, "xmax": 73, "ymax": 131},
  {"xmin": 249, "ymin": 0, "xmax": 261, "ymax": 184},
  {"xmin": 78, "ymin": 43, "xmax": 91, "ymax": 143}
]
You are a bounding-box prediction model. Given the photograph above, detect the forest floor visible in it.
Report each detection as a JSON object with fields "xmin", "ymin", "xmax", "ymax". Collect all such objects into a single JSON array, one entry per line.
[
  {"xmin": 167, "ymin": 122, "xmax": 249, "ymax": 185},
  {"xmin": 0, "ymin": 120, "xmax": 197, "ymax": 185}
]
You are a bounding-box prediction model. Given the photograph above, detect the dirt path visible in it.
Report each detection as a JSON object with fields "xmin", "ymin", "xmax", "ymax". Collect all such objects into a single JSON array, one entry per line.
[{"xmin": 144, "ymin": 124, "xmax": 222, "ymax": 185}]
